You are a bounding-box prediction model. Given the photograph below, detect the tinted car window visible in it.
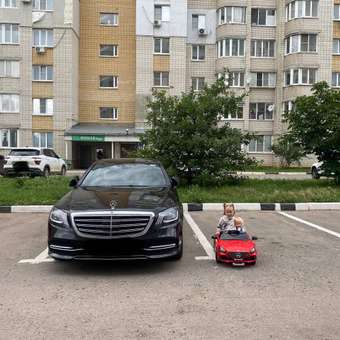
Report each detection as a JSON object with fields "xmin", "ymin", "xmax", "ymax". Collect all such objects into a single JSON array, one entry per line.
[
  {"xmin": 81, "ymin": 163, "xmax": 169, "ymax": 187},
  {"xmin": 10, "ymin": 149, "xmax": 40, "ymax": 156},
  {"xmin": 220, "ymin": 232, "xmax": 250, "ymax": 240}
]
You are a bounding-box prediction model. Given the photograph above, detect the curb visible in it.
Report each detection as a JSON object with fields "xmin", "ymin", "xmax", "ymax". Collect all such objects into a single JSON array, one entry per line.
[{"xmin": 1, "ymin": 203, "xmax": 340, "ymax": 213}]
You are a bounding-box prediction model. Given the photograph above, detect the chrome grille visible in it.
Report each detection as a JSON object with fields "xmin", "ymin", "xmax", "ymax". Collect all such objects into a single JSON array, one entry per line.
[{"xmin": 71, "ymin": 211, "xmax": 154, "ymax": 239}]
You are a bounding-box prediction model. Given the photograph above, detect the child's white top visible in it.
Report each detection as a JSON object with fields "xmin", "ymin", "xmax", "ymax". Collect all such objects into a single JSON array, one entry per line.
[{"xmin": 218, "ymin": 215, "xmax": 235, "ymax": 231}]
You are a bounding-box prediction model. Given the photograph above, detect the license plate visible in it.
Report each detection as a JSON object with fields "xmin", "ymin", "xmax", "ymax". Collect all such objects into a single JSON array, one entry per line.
[{"xmin": 232, "ymin": 263, "xmax": 245, "ymax": 266}]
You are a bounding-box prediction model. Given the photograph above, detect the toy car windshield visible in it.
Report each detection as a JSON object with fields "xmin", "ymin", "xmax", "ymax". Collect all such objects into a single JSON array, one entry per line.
[{"xmin": 220, "ymin": 230, "xmax": 250, "ymax": 240}]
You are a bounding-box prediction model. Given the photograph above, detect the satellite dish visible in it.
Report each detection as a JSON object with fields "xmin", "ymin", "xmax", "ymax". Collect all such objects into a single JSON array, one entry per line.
[{"xmin": 268, "ymin": 105, "xmax": 275, "ymax": 112}]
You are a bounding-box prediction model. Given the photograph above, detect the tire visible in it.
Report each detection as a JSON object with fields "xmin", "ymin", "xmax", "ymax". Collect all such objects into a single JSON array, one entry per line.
[
  {"xmin": 43, "ymin": 166, "xmax": 50, "ymax": 177},
  {"xmin": 60, "ymin": 166, "xmax": 67, "ymax": 176},
  {"xmin": 312, "ymin": 167, "xmax": 320, "ymax": 180},
  {"xmin": 215, "ymin": 253, "xmax": 222, "ymax": 263}
]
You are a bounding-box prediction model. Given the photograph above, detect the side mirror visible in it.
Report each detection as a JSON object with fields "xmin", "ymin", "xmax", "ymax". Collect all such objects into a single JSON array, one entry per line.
[
  {"xmin": 252, "ymin": 236, "xmax": 258, "ymax": 241},
  {"xmin": 69, "ymin": 176, "xmax": 80, "ymax": 188},
  {"xmin": 211, "ymin": 235, "xmax": 217, "ymax": 240},
  {"xmin": 171, "ymin": 177, "xmax": 179, "ymax": 188}
]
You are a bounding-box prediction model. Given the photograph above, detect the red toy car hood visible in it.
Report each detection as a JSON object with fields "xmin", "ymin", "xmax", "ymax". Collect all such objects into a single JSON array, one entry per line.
[{"xmin": 218, "ymin": 239, "xmax": 255, "ymax": 252}]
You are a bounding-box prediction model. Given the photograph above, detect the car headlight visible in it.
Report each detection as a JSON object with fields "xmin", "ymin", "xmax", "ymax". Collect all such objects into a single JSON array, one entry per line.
[
  {"xmin": 250, "ymin": 247, "xmax": 256, "ymax": 253},
  {"xmin": 158, "ymin": 207, "xmax": 179, "ymax": 224},
  {"xmin": 49, "ymin": 208, "xmax": 69, "ymax": 229},
  {"xmin": 219, "ymin": 246, "xmax": 226, "ymax": 253}
]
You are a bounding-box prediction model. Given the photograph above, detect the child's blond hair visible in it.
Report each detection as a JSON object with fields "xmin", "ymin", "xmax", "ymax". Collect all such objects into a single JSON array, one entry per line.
[
  {"xmin": 223, "ymin": 202, "xmax": 235, "ymax": 214},
  {"xmin": 234, "ymin": 217, "xmax": 244, "ymax": 227}
]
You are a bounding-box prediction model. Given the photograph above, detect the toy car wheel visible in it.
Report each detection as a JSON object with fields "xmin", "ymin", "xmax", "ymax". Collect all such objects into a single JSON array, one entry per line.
[
  {"xmin": 215, "ymin": 254, "xmax": 222, "ymax": 263},
  {"xmin": 248, "ymin": 261, "xmax": 256, "ymax": 266}
]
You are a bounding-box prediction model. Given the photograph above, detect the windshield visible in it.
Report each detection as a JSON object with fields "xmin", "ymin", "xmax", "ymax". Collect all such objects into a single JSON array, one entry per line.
[
  {"xmin": 81, "ymin": 163, "xmax": 169, "ymax": 187},
  {"xmin": 10, "ymin": 149, "xmax": 40, "ymax": 156},
  {"xmin": 220, "ymin": 231, "xmax": 250, "ymax": 241}
]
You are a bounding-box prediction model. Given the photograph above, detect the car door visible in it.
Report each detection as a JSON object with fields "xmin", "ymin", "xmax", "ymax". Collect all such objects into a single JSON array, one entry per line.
[
  {"xmin": 50, "ymin": 149, "xmax": 63, "ymax": 172},
  {"xmin": 44, "ymin": 149, "xmax": 57, "ymax": 173}
]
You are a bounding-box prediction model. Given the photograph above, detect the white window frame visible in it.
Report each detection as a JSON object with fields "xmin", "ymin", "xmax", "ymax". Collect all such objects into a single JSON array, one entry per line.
[
  {"xmin": 33, "ymin": 98, "xmax": 53, "ymax": 115},
  {"xmin": 99, "ymin": 44, "xmax": 118, "ymax": 57},
  {"xmin": 251, "ymin": 40, "xmax": 275, "ymax": 58},
  {"xmin": 32, "ymin": 0, "xmax": 53, "ymax": 11},
  {"xmin": 0, "ymin": 94, "xmax": 19, "ymax": 113},
  {"xmin": 248, "ymin": 135, "xmax": 272, "ymax": 153},
  {"xmin": 99, "ymin": 107, "xmax": 119, "ymax": 120},
  {"xmin": 251, "ymin": 8, "xmax": 276, "ymax": 26},
  {"xmin": 217, "ymin": 7, "xmax": 246, "ymax": 25},
  {"xmin": 192, "ymin": 77, "xmax": 205, "ymax": 91},
  {"xmin": 99, "ymin": 75, "xmax": 119, "ymax": 89},
  {"xmin": 249, "ymin": 103, "xmax": 274, "ymax": 120},
  {"xmin": 285, "ymin": 34, "xmax": 317, "ymax": 55},
  {"xmin": 192, "ymin": 14, "xmax": 206, "ymax": 30},
  {"xmin": 220, "ymin": 105, "xmax": 244, "ymax": 120},
  {"xmin": 335, "ymin": 5, "xmax": 340, "ymax": 20},
  {"xmin": 191, "ymin": 45, "xmax": 205, "ymax": 61},
  {"xmin": 33, "ymin": 29, "xmax": 53, "ymax": 47},
  {"xmin": 0, "ymin": 23, "xmax": 19, "ymax": 44},
  {"xmin": 0, "ymin": 128, "xmax": 17, "ymax": 148},
  {"xmin": 0, "ymin": 59, "xmax": 19, "ymax": 77},
  {"xmin": 155, "ymin": 5, "xmax": 170, "ymax": 22},
  {"xmin": 153, "ymin": 71, "xmax": 169, "ymax": 87},
  {"xmin": 333, "ymin": 39, "xmax": 340, "ymax": 55},
  {"xmin": 229, "ymin": 72, "xmax": 245, "ymax": 87},
  {"xmin": 32, "ymin": 132, "xmax": 53, "ymax": 148},
  {"xmin": 32, "ymin": 65, "xmax": 53, "ymax": 81},
  {"xmin": 100, "ymin": 13, "xmax": 119, "ymax": 26},
  {"xmin": 217, "ymin": 38, "xmax": 245, "ymax": 58},
  {"xmin": 0, "ymin": 0, "xmax": 16, "ymax": 8},
  {"xmin": 286, "ymin": 1, "xmax": 319, "ymax": 21},
  {"xmin": 250, "ymin": 72, "xmax": 276, "ymax": 87},
  {"xmin": 284, "ymin": 68, "xmax": 317, "ymax": 86},
  {"xmin": 283, "ymin": 101, "xmax": 294, "ymax": 115},
  {"xmin": 154, "ymin": 37, "xmax": 170, "ymax": 55},
  {"xmin": 332, "ymin": 72, "xmax": 340, "ymax": 87}
]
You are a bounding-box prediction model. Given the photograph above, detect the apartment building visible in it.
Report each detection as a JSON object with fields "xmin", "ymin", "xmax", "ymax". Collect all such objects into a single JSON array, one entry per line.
[
  {"xmin": 0, "ymin": 0, "xmax": 79, "ymax": 158},
  {"xmin": 0, "ymin": 1, "xmax": 337, "ymax": 167}
]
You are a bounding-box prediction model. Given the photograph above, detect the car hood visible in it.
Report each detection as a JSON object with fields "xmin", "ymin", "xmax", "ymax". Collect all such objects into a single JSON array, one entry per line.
[
  {"xmin": 219, "ymin": 240, "xmax": 255, "ymax": 252},
  {"xmin": 55, "ymin": 186, "xmax": 178, "ymax": 213}
]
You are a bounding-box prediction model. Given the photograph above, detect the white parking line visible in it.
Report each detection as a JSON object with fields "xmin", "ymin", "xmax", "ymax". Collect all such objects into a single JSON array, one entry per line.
[
  {"xmin": 278, "ymin": 212, "xmax": 340, "ymax": 239},
  {"xmin": 184, "ymin": 211, "xmax": 215, "ymax": 260},
  {"xmin": 18, "ymin": 248, "xmax": 55, "ymax": 264}
]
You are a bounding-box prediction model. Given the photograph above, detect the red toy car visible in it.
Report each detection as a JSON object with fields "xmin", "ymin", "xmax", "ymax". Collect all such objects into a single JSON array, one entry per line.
[{"xmin": 212, "ymin": 230, "xmax": 258, "ymax": 266}]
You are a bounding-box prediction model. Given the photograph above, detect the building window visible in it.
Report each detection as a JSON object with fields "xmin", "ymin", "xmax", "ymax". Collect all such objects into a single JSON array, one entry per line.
[
  {"xmin": 333, "ymin": 39, "xmax": 340, "ymax": 55},
  {"xmin": 33, "ymin": 0, "xmax": 53, "ymax": 11},
  {"xmin": 192, "ymin": 77, "xmax": 205, "ymax": 91},
  {"xmin": 0, "ymin": 23, "xmax": 19, "ymax": 44},
  {"xmin": 33, "ymin": 98, "xmax": 53, "ymax": 115},
  {"xmin": 0, "ymin": 129, "xmax": 17, "ymax": 148},
  {"xmin": 154, "ymin": 72, "xmax": 169, "ymax": 87},
  {"xmin": 332, "ymin": 72, "xmax": 340, "ymax": 87},
  {"xmin": 249, "ymin": 103, "xmax": 274, "ymax": 120},
  {"xmin": 229, "ymin": 72, "xmax": 245, "ymax": 87},
  {"xmin": 154, "ymin": 5, "xmax": 170, "ymax": 22},
  {"xmin": 33, "ymin": 132, "xmax": 53, "ymax": 148},
  {"xmin": 154, "ymin": 38, "xmax": 170, "ymax": 54},
  {"xmin": 192, "ymin": 14, "xmax": 206, "ymax": 30},
  {"xmin": 217, "ymin": 38, "xmax": 245, "ymax": 58},
  {"xmin": 217, "ymin": 7, "xmax": 246, "ymax": 25},
  {"xmin": 248, "ymin": 136, "xmax": 272, "ymax": 153},
  {"xmin": 192, "ymin": 45, "xmax": 205, "ymax": 61},
  {"xmin": 285, "ymin": 68, "xmax": 317, "ymax": 86},
  {"xmin": 0, "ymin": 60, "xmax": 19, "ymax": 77},
  {"xmin": 222, "ymin": 105, "xmax": 244, "ymax": 120},
  {"xmin": 100, "ymin": 107, "xmax": 118, "ymax": 120},
  {"xmin": 251, "ymin": 40, "xmax": 275, "ymax": 57},
  {"xmin": 0, "ymin": 0, "xmax": 16, "ymax": 8},
  {"xmin": 32, "ymin": 65, "xmax": 53, "ymax": 81},
  {"xmin": 100, "ymin": 44, "xmax": 118, "ymax": 57},
  {"xmin": 100, "ymin": 76, "xmax": 118, "ymax": 88},
  {"xmin": 283, "ymin": 101, "xmax": 294, "ymax": 115},
  {"xmin": 335, "ymin": 5, "xmax": 340, "ymax": 20},
  {"xmin": 251, "ymin": 8, "xmax": 276, "ymax": 26},
  {"xmin": 100, "ymin": 13, "xmax": 118, "ymax": 26},
  {"xmin": 250, "ymin": 72, "xmax": 276, "ymax": 87},
  {"xmin": 285, "ymin": 34, "xmax": 317, "ymax": 54},
  {"xmin": 286, "ymin": 1, "xmax": 318, "ymax": 21},
  {"xmin": 0, "ymin": 94, "xmax": 19, "ymax": 113},
  {"xmin": 33, "ymin": 29, "xmax": 53, "ymax": 47}
]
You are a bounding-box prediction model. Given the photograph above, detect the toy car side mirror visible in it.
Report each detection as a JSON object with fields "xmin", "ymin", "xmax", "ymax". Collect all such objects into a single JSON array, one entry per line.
[
  {"xmin": 211, "ymin": 235, "xmax": 217, "ymax": 240},
  {"xmin": 252, "ymin": 236, "xmax": 258, "ymax": 241}
]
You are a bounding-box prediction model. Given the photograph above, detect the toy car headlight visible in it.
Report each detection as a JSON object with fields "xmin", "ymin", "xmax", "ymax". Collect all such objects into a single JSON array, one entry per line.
[
  {"xmin": 159, "ymin": 207, "xmax": 179, "ymax": 224},
  {"xmin": 49, "ymin": 208, "xmax": 69, "ymax": 229},
  {"xmin": 250, "ymin": 247, "xmax": 256, "ymax": 253},
  {"xmin": 220, "ymin": 246, "xmax": 226, "ymax": 253}
]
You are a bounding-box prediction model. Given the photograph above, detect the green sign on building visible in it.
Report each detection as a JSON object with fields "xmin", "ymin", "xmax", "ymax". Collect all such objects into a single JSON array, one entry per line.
[{"xmin": 72, "ymin": 135, "xmax": 105, "ymax": 142}]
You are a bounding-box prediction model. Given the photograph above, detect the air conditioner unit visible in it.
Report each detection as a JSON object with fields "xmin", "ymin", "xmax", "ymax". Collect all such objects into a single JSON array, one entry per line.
[
  {"xmin": 154, "ymin": 20, "xmax": 162, "ymax": 27},
  {"xmin": 198, "ymin": 28, "xmax": 208, "ymax": 36},
  {"xmin": 36, "ymin": 46, "xmax": 46, "ymax": 54}
]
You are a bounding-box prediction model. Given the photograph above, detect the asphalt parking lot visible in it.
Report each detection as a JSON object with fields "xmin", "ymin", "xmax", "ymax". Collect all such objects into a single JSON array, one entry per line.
[{"xmin": 0, "ymin": 211, "xmax": 340, "ymax": 339}]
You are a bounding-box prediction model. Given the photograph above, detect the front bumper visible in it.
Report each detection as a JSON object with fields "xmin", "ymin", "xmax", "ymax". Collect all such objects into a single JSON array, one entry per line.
[
  {"xmin": 48, "ymin": 220, "xmax": 182, "ymax": 261},
  {"xmin": 217, "ymin": 252, "xmax": 257, "ymax": 264}
]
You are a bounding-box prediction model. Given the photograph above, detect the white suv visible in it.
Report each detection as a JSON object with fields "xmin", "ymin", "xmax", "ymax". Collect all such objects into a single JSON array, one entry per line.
[{"xmin": 3, "ymin": 148, "xmax": 67, "ymax": 177}]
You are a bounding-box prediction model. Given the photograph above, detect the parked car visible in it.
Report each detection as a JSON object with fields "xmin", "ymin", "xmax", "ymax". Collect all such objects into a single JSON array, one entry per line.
[
  {"xmin": 48, "ymin": 159, "xmax": 183, "ymax": 261},
  {"xmin": 311, "ymin": 161, "xmax": 323, "ymax": 179},
  {"xmin": 212, "ymin": 230, "xmax": 258, "ymax": 266},
  {"xmin": 3, "ymin": 147, "xmax": 67, "ymax": 177}
]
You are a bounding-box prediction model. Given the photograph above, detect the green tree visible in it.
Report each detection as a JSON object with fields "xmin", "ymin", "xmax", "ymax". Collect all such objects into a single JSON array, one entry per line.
[
  {"xmin": 138, "ymin": 77, "xmax": 255, "ymax": 184},
  {"xmin": 285, "ymin": 82, "xmax": 340, "ymax": 184},
  {"xmin": 272, "ymin": 134, "xmax": 305, "ymax": 167}
]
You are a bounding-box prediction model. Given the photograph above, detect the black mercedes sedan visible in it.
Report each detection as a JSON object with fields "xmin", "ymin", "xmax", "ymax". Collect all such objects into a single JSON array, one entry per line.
[{"xmin": 48, "ymin": 159, "xmax": 183, "ymax": 261}]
